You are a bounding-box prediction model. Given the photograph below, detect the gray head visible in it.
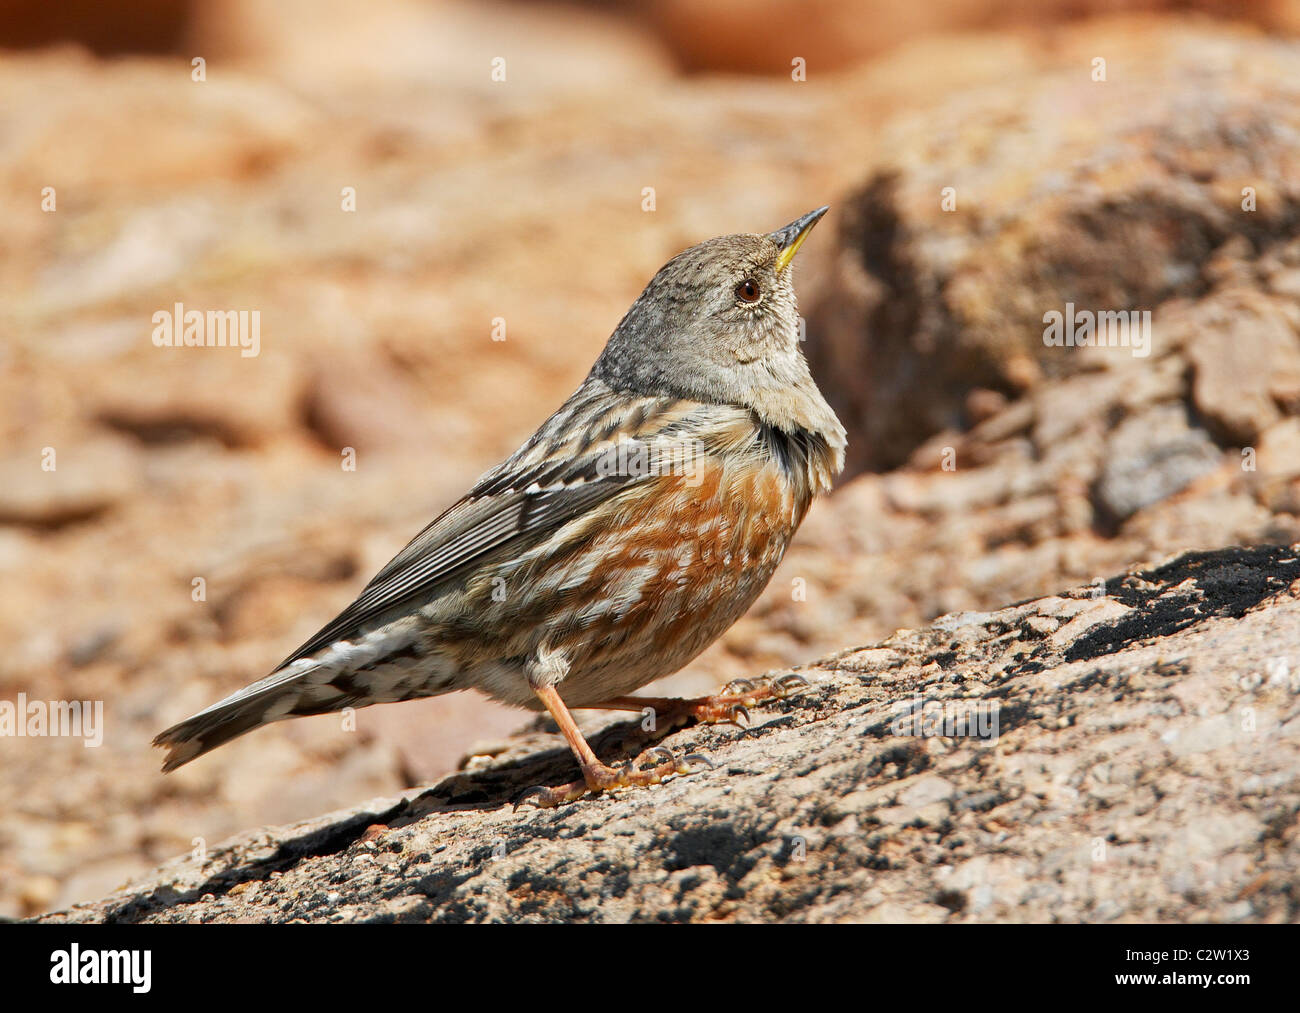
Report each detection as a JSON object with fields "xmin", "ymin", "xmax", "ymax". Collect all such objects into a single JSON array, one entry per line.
[{"xmin": 592, "ymin": 207, "xmax": 843, "ymax": 446}]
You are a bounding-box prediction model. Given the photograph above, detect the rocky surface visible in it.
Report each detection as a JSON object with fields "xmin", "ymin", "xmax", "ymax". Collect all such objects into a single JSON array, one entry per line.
[
  {"xmin": 38, "ymin": 544, "xmax": 1300, "ymax": 923},
  {"xmin": 5, "ymin": 6, "xmax": 1300, "ymax": 919},
  {"xmin": 640, "ymin": 0, "xmax": 1300, "ymax": 73},
  {"xmin": 804, "ymin": 24, "xmax": 1300, "ymax": 475}
]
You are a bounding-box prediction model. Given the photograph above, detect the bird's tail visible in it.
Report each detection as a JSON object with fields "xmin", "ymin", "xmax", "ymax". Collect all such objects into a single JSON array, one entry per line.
[{"xmin": 152, "ymin": 665, "xmax": 336, "ymax": 772}]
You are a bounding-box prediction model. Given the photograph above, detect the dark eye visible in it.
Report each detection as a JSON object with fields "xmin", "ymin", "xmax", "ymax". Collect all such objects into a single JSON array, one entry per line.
[{"xmin": 735, "ymin": 278, "xmax": 761, "ymax": 303}]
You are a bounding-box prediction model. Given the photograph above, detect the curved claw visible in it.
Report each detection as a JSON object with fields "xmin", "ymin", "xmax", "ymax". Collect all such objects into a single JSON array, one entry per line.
[
  {"xmin": 724, "ymin": 678, "xmax": 756, "ymax": 695},
  {"xmin": 773, "ymin": 674, "xmax": 809, "ymax": 698},
  {"xmin": 513, "ymin": 785, "xmax": 550, "ymax": 811},
  {"xmin": 729, "ymin": 703, "xmax": 752, "ymax": 728},
  {"xmin": 678, "ymin": 752, "xmax": 714, "ymax": 773},
  {"xmin": 641, "ymin": 746, "xmax": 675, "ymax": 768}
]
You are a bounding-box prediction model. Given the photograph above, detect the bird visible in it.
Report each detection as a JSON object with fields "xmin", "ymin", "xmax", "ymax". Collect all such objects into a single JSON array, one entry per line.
[{"xmin": 154, "ymin": 206, "xmax": 846, "ymax": 807}]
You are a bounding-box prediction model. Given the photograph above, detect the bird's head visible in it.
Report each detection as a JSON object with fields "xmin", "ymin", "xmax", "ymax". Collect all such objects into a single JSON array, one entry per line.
[{"xmin": 593, "ymin": 207, "xmax": 838, "ymax": 441}]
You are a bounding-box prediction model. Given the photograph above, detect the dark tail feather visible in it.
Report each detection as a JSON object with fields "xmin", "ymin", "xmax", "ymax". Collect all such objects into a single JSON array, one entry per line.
[
  {"xmin": 153, "ymin": 709, "xmax": 270, "ymax": 772},
  {"xmin": 153, "ymin": 667, "xmax": 323, "ymax": 772}
]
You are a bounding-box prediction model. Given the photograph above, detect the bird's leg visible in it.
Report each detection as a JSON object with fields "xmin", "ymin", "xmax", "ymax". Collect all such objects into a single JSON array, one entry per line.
[
  {"xmin": 514, "ymin": 683, "xmax": 712, "ymax": 809},
  {"xmin": 584, "ymin": 673, "xmax": 810, "ymax": 734}
]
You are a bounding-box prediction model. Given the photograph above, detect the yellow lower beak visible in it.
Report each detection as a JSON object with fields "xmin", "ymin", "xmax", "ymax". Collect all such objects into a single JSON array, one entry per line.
[{"xmin": 772, "ymin": 205, "xmax": 829, "ymax": 273}]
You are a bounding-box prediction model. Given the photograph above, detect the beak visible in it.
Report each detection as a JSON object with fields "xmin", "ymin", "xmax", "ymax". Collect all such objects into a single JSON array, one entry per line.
[{"xmin": 770, "ymin": 205, "xmax": 829, "ymax": 274}]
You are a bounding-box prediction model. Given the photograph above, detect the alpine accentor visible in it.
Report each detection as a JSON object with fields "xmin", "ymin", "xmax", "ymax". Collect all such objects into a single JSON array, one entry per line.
[{"xmin": 155, "ymin": 206, "xmax": 846, "ymax": 807}]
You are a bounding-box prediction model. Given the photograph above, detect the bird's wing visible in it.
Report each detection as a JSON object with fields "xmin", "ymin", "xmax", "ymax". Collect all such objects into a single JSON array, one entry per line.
[{"xmin": 274, "ymin": 386, "xmax": 721, "ymax": 670}]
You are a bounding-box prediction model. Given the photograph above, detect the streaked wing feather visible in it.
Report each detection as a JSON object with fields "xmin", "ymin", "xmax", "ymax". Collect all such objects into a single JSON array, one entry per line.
[
  {"xmin": 275, "ymin": 477, "xmax": 634, "ymax": 669},
  {"xmin": 273, "ymin": 385, "xmax": 749, "ymax": 672}
]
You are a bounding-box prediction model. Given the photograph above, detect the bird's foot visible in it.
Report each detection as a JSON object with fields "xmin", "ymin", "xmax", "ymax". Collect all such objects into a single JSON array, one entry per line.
[
  {"xmin": 595, "ymin": 673, "xmax": 812, "ymax": 738},
  {"xmin": 683, "ymin": 673, "xmax": 811, "ymax": 729},
  {"xmin": 514, "ymin": 746, "xmax": 713, "ymax": 810},
  {"xmin": 513, "ymin": 675, "xmax": 809, "ymax": 810}
]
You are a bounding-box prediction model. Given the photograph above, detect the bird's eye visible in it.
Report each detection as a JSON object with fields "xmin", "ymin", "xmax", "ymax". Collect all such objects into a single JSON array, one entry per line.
[{"xmin": 735, "ymin": 278, "xmax": 761, "ymax": 303}]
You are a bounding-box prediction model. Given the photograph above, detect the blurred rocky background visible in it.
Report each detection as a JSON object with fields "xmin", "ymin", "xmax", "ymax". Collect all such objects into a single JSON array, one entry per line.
[{"xmin": 3, "ymin": 0, "xmax": 1300, "ymax": 918}]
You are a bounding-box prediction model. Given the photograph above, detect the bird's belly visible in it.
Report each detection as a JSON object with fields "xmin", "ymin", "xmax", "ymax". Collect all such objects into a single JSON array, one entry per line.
[{"xmin": 508, "ymin": 455, "xmax": 809, "ymax": 706}]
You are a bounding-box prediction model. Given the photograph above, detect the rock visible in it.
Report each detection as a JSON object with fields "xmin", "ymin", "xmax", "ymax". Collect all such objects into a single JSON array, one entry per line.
[
  {"xmin": 1187, "ymin": 288, "xmax": 1300, "ymax": 445},
  {"xmin": 0, "ymin": 434, "xmax": 141, "ymax": 529},
  {"xmin": 1047, "ymin": 598, "xmax": 1131, "ymax": 648},
  {"xmin": 35, "ymin": 544, "xmax": 1300, "ymax": 923},
  {"xmin": 1252, "ymin": 418, "xmax": 1300, "ymax": 512},
  {"xmin": 804, "ymin": 29, "xmax": 1300, "ymax": 475},
  {"xmin": 1092, "ymin": 404, "xmax": 1222, "ymax": 527},
  {"xmin": 642, "ymin": 1, "xmax": 1300, "ymax": 74},
  {"xmin": 0, "ymin": 0, "xmax": 193, "ymax": 54}
]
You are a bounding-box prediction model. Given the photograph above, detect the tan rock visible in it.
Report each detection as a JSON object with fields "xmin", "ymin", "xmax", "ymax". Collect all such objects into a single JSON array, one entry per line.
[
  {"xmin": 34, "ymin": 544, "xmax": 1300, "ymax": 923},
  {"xmin": 1187, "ymin": 287, "xmax": 1300, "ymax": 445}
]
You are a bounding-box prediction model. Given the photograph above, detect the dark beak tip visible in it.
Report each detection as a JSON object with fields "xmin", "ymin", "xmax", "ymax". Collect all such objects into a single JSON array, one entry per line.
[{"xmin": 771, "ymin": 205, "xmax": 831, "ymax": 250}]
